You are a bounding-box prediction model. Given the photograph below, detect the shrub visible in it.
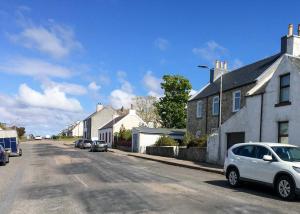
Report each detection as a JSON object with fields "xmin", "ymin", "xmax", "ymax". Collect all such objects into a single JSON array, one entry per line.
[
  {"xmin": 187, "ymin": 134, "xmax": 207, "ymax": 148},
  {"xmin": 182, "ymin": 132, "xmax": 193, "ymax": 146},
  {"xmin": 155, "ymin": 135, "xmax": 178, "ymax": 146}
]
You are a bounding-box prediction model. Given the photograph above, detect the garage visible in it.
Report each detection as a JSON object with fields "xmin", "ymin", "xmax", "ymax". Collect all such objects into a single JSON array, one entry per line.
[{"xmin": 227, "ymin": 132, "xmax": 245, "ymax": 149}]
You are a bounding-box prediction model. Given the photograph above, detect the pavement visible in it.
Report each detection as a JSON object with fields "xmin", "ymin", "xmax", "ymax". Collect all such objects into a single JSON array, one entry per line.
[
  {"xmin": 1, "ymin": 140, "xmax": 300, "ymax": 214},
  {"xmin": 108, "ymin": 148, "xmax": 224, "ymax": 174}
]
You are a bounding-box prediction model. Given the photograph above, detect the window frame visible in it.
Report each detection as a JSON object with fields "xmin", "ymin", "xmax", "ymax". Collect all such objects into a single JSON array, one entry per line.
[
  {"xmin": 232, "ymin": 90, "xmax": 241, "ymax": 112},
  {"xmin": 278, "ymin": 121, "xmax": 289, "ymax": 144},
  {"xmin": 212, "ymin": 96, "xmax": 220, "ymax": 116},
  {"xmin": 279, "ymin": 73, "xmax": 290, "ymax": 103},
  {"xmin": 196, "ymin": 100, "xmax": 203, "ymax": 118}
]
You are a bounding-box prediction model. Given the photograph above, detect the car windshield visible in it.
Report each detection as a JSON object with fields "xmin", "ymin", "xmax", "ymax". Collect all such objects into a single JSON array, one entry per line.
[
  {"xmin": 94, "ymin": 141, "xmax": 106, "ymax": 144},
  {"xmin": 271, "ymin": 146, "xmax": 300, "ymax": 162}
]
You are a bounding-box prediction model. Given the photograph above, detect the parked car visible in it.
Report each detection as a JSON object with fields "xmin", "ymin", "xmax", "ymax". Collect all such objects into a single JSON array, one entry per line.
[
  {"xmin": 90, "ymin": 140, "xmax": 108, "ymax": 152},
  {"xmin": 0, "ymin": 145, "xmax": 9, "ymax": 165},
  {"xmin": 35, "ymin": 136, "xmax": 42, "ymax": 140},
  {"xmin": 224, "ymin": 142, "xmax": 300, "ymax": 200},
  {"xmin": 74, "ymin": 139, "xmax": 83, "ymax": 148},
  {"xmin": 79, "ymin": 139, "xmax": 92, "ymax": 149}
]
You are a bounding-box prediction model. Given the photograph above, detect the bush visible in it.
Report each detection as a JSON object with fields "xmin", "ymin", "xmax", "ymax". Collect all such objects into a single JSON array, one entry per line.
[
  {"xmin": 187, "ymin": 134, "xmax": 207, "ymax": 148},
  {"xmin": 155, "ymin": 135, "xmax": 178, "ymax": 146},
  {"xmin": 182, "ymin": 132, "xmax": 193, "ymax": 146}
]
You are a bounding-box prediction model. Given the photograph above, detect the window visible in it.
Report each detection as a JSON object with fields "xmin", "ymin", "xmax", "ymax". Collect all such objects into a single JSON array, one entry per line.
[
  {"xmin": 278, "ymin": 121, "xmax": 289, "ymax": 144},
  {"xmin": 272, "ymin": 146, "xmax": 300, "ymax": 162},
  {"xmin": 109, "ymin": 132, "xmax": 111, "ymax": 143},
  {"xmin": 232, "ymin": 91, "xmax": 241, "ymax": 112},
  {"xmin": 232, "ymin": 145, "xmax": 256, "ymax": 158},
  {"xmin": 255, "ymin": 146, "xmax": 271, "ymax": 159},
  {"xmin": 212, "ymin": 96, "xmax": 219, "ymax": 116},
  {"xmin": 279, "ymin": 74, "xmax": 290, "ymax": 103},
  {"xmin": 196, "ymin": 101, "xmax": 203, "ymax": 118}
]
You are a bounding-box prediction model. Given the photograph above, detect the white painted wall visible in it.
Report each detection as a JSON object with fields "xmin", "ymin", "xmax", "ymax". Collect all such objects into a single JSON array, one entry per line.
[
  {"xmin": 98, "ymin": 128, "xmax": 113, "ymax": 147},
  {"xmin": 72, "ymin": 121, "xmax": 83, "ymax": 137}
]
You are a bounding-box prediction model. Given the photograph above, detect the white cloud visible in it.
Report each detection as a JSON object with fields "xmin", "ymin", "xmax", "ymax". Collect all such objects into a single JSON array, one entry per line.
[
  {"xmin": 0, "ymin": 57, "xmax": 72, "ymax": 78},
  {"xmin": 0, "ymin": 89, "xmax": 84, "ymax": 135},
  {"xmin": 42, "ymin": 80, "xmax": 87, "ymax": 95},
  {"xmin": 154, "ymin": 38, "xmax": 169, "ymax": 51},
  {"xmin": 232, "ymin": 59, "xmax": 243, "ymax": 69},
  {"xmin": 9, "ymin": 21, "xmax": 82, "ymax": 59},
  {"xmin": 143, "ymin": 71, "xmax": 162, "ymax": 97},
  {"xmin": 189, "ymin": 89, "xmax": 197, "ymax": 96},
  {"xmin": 17, "ymin": 84, "xmax": 82, "ymax": 112},
  {"xmin": 193, "ymin": 41, "xmax": 228, "ymax": 63},
  {"xmin": 88, "ymin": 81, "xmax": 101, "ymax": 91},
  {"xmin": 109, "ymin": 71, "xmax": 135, "ymax": 109}
]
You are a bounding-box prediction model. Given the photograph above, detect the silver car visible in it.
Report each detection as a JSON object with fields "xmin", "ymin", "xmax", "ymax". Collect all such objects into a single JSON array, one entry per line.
[{"xmin": 90, "ymin": 140, "xmax": 108, "ymax": 152}]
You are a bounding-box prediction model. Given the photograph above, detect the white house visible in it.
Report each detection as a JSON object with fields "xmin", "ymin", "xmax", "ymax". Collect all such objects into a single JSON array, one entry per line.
[
  {"xmin": 71, "ymin": 121, "xmax": 83, "ymax": 137},
  {"xmin": 83, "ymin": 104, "xmax": 117, "ymax": 140},
  {"xmin": 131, "ymin": 127, "xmax": 186, "ymax": 153},
  {"xmin": 202, "ymin": 24, "xmax": 300, "ymax": 164},
  {"xmin": 98, "ymin": 109, "xmax": 146, "ymax": 147}
]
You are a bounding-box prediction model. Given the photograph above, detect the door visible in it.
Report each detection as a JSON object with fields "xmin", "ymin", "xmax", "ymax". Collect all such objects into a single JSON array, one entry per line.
[
  {"xmin": 227, "ymin": 132, "xmax": 245, "ymax": 149},
  {"xmin": 234, "ymin": 145, "xmax": 256, "ymax": 179},
  {"xmin": 132, "ymin": 134, "xmax": 139, "ymax": 152},
  {"xmin": 10, "ymin": 138, "xmax": 17, "ymax": 153}
]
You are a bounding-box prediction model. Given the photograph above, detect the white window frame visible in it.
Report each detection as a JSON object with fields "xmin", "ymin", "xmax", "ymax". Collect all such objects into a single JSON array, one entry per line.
[
  {"xmin": 232, "ymin": 90, "xmax": 241, "ymax": 112},
  {"xmin": 212, "ymin": 96, "xmax": 219, "ymax": 116},
  {"xmin": 196, "ymin": 101, "xmax": 203, "ymax": 118}
]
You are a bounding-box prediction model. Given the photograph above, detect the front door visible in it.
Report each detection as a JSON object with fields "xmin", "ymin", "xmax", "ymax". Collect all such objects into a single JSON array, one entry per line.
[{"xmin": 227, "ymin": 132, "xmax": 245, "ymax": 150}]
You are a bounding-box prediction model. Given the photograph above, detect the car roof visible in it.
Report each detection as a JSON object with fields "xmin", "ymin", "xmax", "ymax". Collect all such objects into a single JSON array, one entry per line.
[{"xmin": 232, "ymin": 142, "xmax": 297, "ymax": 148}]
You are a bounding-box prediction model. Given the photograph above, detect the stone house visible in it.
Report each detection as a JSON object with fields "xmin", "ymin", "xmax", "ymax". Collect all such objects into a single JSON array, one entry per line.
[{"xmin": 187, "ymin": 24, "xmax": 300, "ymax": 163}]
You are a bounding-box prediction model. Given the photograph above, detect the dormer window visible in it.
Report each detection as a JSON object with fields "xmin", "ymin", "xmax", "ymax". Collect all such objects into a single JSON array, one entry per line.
[{"xmin": 279, "ymin": 73, "xmax": 290, "ymax": 103}]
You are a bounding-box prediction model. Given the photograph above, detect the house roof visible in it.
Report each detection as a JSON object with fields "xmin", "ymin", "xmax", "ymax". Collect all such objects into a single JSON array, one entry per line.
[
  {"xmin": 189, "ymin": 53, "xmax": 282, "ymax": 101},
  {"xmin": 99, "ymin": 115, "xmax": 127, "ymax": 130},
  {"xmin": 84, "ymin": 106, "xmax": 115, "ymax": 120},
  {"xmin": 133, "ymin": 127, "xmax": 186, "ymax": 136}
]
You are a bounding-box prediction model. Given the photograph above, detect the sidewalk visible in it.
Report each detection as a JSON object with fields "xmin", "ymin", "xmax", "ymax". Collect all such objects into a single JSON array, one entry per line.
[{"xmin": 108, "ymin": 148, "xmax": 224, "ymax": 175}]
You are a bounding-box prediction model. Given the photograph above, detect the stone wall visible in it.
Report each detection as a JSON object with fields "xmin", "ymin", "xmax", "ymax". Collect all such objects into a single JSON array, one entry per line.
[
  {"xmin": 146, "ymin": 146, "xmax": 177, "ymax": 158},
  {"xmin": 187, "ymin": 83, "xmax": 254, "ymax": 137},
  {"xmin": 177, "ymin": 147, "xmax": 206, "ymax": 162}
]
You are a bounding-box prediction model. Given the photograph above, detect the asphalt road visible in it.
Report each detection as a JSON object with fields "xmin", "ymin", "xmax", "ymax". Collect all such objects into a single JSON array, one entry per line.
[{"xmin": 0, "ymin": 140, "xmax": 300, "ymax": 214}]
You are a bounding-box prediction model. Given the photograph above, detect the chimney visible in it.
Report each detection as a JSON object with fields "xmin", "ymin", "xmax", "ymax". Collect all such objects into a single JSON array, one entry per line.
[
  {"xmin": 281, "ymin": 24, "xmax": 300, "ymax": 57},
  {"xmin": 96, "ymin": 103, "xmax": 104, "ymax": 112},
  {"xmin": 210, "ymin": 60, "xmax": 228, "ymax": 83}
]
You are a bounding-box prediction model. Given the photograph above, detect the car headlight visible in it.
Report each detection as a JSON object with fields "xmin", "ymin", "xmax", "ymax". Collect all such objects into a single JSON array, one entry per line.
[{"xmin": 292, "ymin": 166, "xmax": 300, "ymax": 173}]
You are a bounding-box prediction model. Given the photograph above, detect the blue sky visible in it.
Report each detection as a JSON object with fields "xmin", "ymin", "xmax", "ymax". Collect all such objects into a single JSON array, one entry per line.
[{"xmin": 0, "ymin": 0, "xmax": 299, "ymax": 135}]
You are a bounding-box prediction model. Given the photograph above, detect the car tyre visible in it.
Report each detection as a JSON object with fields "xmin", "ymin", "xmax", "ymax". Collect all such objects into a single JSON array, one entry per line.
[
  {"xmin": 276, "ymin": 175, "xmax": 296, "ymax": 200},
  {"xmin": 227, "ymin": 168, "xmax": 240, "ymax": 187}
]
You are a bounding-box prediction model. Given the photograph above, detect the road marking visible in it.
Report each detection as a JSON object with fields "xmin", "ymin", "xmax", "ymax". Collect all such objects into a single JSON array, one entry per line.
[{"xmin": 73, "ymin": 175, "xmax": 89, "ymax": 188}]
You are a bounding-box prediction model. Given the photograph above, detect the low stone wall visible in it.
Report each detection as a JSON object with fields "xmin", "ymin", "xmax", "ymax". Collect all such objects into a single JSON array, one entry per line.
[
  {"xmin": 177, "ymin": 147, "xmax": 206, "ymax": 162},
  {"xmin": 116, "ymin": 145, "xmax": 132, "ymax": 152},
  {"xmin": 146, "ymin": 146, "xmax": 177, "ymax": 158}
]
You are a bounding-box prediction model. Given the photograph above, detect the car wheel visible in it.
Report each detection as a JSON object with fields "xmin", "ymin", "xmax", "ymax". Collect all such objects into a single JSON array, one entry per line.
[
  {"xmin": 276, "ymin": 175, "xmax": 296, "ymax": 200},
  {"xmin": 227, "ymin": 168, "xmax": 240, "ymax": 187}
]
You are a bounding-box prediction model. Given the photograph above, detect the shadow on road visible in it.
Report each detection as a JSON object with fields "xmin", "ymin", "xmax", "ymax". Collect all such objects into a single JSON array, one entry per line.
[{"xmin": 205, "ymin": 180, "xmax": 300, "ymax": 202}]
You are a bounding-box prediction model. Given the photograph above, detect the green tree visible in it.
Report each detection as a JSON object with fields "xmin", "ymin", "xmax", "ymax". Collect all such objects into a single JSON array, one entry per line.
[{"xmin": 155, "ymin": 75, "xmax": 192, "ymax": 128}]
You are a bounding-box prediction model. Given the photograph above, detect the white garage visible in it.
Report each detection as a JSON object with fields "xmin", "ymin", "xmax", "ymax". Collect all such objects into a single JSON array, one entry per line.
[{"xmin": 131, "ymin": 127, "xmax": 185, "ymax": 153}]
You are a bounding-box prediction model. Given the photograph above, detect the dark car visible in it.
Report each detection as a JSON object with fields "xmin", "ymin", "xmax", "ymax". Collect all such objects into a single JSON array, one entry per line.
[
  {"xmin": 90, "ymin": 140, "xmax": 108, "ymax": 152},
  {"xmin": 0, "ymin": 145, "xmax": 9, "ymax": 166},
  {"xmin": 74, "ymin": 139, "xmax": 83, "ymax": 148},
  {"xmin": 79, "ymin": 139, "xmax": 92, "ymax": 149}
]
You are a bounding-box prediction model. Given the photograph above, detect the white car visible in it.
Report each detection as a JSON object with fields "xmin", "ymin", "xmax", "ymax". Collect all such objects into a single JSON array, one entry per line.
[
  {"xmin": 34, "ymin": 136, "xmax": 42, "ymax": 140},
  {"xmin": 224, "ymin": 142, "xmax": 300, "ymax": 200}
]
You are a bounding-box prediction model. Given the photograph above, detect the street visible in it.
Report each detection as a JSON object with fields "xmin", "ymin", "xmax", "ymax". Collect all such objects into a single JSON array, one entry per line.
[{"xmin": 0, "ymin": 141, "xmax": 299, "ymax": 214}]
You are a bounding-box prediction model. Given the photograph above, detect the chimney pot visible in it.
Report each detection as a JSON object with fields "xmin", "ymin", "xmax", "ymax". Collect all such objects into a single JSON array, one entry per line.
[
  {"xmin": 220, "ymin": 61, "xmax": 224, "ymax": 69},
  {"xmin": 224, "ymin": 61, "xmax": 228, "ymax": 70},
  {"xmin": 215, "ymin": 60, "xmax": 219, "ymax": 69},
  {"xmin": 288, "ymin": 24, "xmax": 293, "ymax": 36},
  {"xmin": 298, "ymin": 24, "xmax": 300, "ymax": 36}
]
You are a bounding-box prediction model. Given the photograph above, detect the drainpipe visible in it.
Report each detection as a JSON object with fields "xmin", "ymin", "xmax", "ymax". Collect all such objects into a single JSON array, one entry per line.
[
  {"xmin": 259, "ymin": 94, "xmax": 264, "ymax": 142},
  {"xmin": 205, "ymin": 97, "xmax": 208, "ymax": 134}
]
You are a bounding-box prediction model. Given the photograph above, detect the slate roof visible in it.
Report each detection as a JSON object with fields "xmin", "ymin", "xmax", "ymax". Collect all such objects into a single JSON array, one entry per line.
[
  {"xmin": 190, "ymin": 53, "xmax": 282, "ymax": 101},
  {"xmin": 99, "ymin": 115, "xmax": 127, "ymax": 130},
  {"xmin": 133, "ymin": 127, "xmax": 186, "ymax": 136}
]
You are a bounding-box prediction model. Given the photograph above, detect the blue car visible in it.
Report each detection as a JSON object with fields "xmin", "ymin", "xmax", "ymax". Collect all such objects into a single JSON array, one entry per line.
[{"xmin": 0, "ymin": 145, "xmax": 9, "ymax": 166}]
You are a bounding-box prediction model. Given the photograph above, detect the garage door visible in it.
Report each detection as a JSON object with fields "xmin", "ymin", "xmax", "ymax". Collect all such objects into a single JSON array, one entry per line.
[{"xmin": 227, "ymin": 132, "xmax": 245, "ymax": 149}]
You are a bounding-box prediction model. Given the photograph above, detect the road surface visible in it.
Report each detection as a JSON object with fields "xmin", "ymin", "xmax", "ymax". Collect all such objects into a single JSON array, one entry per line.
[{"xmin": 0, "ymin": 141, "xmax": 299, "ymax": 214}]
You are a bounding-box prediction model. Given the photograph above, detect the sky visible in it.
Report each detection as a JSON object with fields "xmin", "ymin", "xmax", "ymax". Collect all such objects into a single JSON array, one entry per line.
[{"xmin": 0, "ymin": 0, "xmax": 299, "ymax": 135}]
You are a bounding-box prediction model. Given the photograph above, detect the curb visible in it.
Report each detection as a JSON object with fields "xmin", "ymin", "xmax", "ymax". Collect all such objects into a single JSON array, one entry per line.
[{"xmin": 109, "ymin": 149, "xmax": 223, "ymax": 175}]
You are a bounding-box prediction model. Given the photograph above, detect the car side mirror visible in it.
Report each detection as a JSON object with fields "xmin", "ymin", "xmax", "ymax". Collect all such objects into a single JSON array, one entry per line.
[{"xmin": 263, "ymin": 155, "xmax": 273, "ymax": 161}]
